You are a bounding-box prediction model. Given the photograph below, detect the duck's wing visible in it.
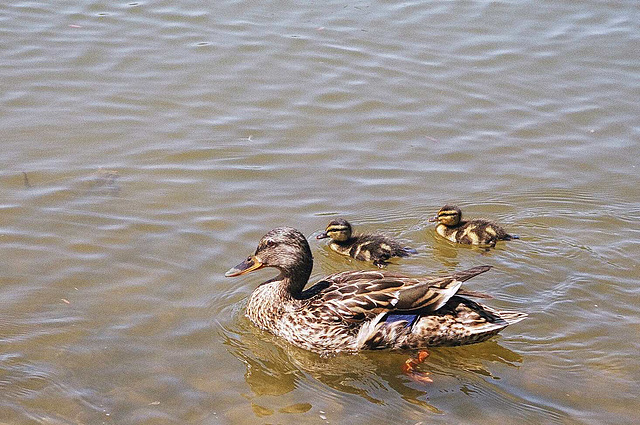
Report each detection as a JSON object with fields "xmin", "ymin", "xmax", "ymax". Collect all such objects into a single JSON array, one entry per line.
[{"xmin": 316, "ymin": 265, "xmax": 492, "ymax": 322}]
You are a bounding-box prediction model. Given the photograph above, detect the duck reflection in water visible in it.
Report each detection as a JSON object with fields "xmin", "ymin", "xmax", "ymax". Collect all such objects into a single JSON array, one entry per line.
[{"xmin": 223, "ymin": 317, "xmax": 524, "ymax": 412}]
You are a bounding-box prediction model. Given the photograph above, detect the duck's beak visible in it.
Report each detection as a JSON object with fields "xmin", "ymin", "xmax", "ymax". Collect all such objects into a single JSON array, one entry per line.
[
  {"xmin": 428, "ymin": 215, "xmax": 439, "ymax": 223},
  {"xmin": 225, "ymin": 255, "xmax": 264, "ymax": 277},
  {"xmin": 316, "ymin": 232, "xmax": 329, "ymax": 240}
]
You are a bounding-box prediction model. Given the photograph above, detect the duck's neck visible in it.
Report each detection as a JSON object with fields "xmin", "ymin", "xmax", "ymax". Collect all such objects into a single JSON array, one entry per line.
[
  {"xmin": 279, "ymin": 260, "xmax": 313, "ymax": 297},
  {"xmin": 247, "ymin": 264, "xmax": 311, "ymax": 326}
]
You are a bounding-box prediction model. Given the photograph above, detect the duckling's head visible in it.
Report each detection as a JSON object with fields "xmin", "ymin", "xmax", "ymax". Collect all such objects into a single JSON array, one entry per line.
[
  {"xmin": 316, "ymin": 218, "xmax": 352, "ymax": 242},
  {"xmin": 429, "ymin": 205, "xmax": 462, "ymax": 226},
  {"xmin": 225, "ymin": 227, "xmax": 313, "ymax": 281}
]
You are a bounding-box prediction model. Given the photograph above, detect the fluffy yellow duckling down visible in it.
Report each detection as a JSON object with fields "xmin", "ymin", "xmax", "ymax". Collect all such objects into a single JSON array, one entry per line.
[
  {"xmin": 430, "ymin": 205, "xmax": 517, "ymax": 247},
  {"xmin": 317, "ymin": 219, "xmax": 417, "ymax": 268}
]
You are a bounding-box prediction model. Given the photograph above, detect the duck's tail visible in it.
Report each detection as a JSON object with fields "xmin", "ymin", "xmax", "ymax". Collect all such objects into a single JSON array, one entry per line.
[
  {"xmin": 497, "ymin": 310, "xmax": 528, "ymax": 325},
  {"xmin": 456, "ymin": 288, "xmax": 493, "ymax": 299}
]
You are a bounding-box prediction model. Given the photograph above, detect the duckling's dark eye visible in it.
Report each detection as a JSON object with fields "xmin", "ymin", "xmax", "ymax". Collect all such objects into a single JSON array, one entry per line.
[{"xmin": 265, "ymin": 240, "xmax": 276, "ymax": 248}]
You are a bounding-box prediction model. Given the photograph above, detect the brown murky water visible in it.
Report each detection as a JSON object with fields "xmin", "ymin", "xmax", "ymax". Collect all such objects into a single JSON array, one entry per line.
[{"xmin": 1, "ymin": 1, "xmax": 639, "ymax": 424}]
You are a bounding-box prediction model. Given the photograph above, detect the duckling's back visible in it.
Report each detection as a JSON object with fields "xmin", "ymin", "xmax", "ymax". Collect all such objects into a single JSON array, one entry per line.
[
  {"xmin": 331, "ymin": 234, "xmax": 416, "ymax": 267},
  {"xmin": 437, "ymin": 219, "xmax": 514, "ymax": 246}
]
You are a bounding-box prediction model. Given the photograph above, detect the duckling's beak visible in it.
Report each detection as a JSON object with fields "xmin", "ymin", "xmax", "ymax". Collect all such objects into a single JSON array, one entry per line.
[
  {"xmin": 316, "ymin": 232, "xmax": 329, "ymax": 240},
  {"xmin": 225, "ymin": 255, "xmax": 264, "ymax": 277},
  {"xmin": 428, "ymin": 215, "xmax": 438, "ymax": 222}
]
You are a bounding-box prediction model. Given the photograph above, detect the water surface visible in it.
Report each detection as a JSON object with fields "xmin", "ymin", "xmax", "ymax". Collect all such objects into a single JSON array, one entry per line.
[{"xmin": 1, "ymin": 1, "xmax": 639, "ymax": 424}]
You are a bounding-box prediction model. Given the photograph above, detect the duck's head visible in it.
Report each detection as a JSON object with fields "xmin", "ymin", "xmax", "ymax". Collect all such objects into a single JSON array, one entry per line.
[
  {"xmin": 316, "ymin": 218, "xmax": 352, "ymax": 242},
  {"xmin": 429, "ymin": 205, "xmax": 462, "ymax": 226},
  {"xmin": 225, "ymin": 227, "xmax": 313, "ymax": 281}
]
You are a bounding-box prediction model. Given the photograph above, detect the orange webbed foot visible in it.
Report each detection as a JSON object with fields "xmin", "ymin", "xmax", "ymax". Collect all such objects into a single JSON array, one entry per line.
[{"xmin": 401, "ymin": 350, "xmax": 432, "ymax": 383}]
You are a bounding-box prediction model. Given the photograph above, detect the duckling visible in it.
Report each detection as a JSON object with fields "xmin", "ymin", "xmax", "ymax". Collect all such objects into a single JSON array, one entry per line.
[
  {"xmin": 316, "ymin": 218, "xmax": 417, "ymax": 268},
  {"xmin": 429, "ymin": 205, "xmax": 517, "ymax": 247}
]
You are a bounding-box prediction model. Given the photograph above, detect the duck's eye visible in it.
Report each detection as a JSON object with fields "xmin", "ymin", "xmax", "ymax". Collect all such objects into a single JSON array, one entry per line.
[{"xmin": 265, "ymin": 240, "xmax": 276, "ymax": 248}]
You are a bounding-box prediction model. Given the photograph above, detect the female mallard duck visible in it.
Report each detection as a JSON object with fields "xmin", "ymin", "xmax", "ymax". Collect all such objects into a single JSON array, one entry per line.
[
  {"xmin": 429, "ymin": 205, "xmax": 518, "ymax": 247},
  {"xmin": 316, "ymin": 218, "xmax": 417, "ymax": 268},
  {"xmin": 226, "ymin": 227, "xmax": 526, "ymax": 356}
]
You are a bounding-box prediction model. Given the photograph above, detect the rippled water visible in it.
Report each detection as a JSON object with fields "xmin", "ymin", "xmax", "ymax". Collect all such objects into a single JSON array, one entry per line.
[{"xmin": 1, "ymin": 1, "xmax": 639, "ymax": 424}]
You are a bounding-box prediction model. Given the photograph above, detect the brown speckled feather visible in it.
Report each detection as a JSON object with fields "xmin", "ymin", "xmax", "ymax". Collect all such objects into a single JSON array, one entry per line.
[{"xmin": 314, "ymin": 266, "xmax": 491, "ymax": 322}]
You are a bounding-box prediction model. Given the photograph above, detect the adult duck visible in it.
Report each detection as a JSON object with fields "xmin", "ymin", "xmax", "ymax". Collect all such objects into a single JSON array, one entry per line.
[{"xmin": 226, "ymin": 227, "xmax": 526, "ymax": 356}]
